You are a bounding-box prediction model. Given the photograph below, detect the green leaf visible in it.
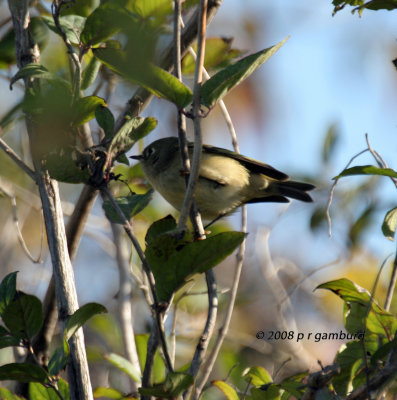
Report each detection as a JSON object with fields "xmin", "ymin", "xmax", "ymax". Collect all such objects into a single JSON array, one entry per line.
[
  {"xmin": 93, "ymin": 387, "xmax": 127, "ymax": 399},
  {"xmin": 109, "ymin": 116, "xmax": 157, "ymax": 158},
  {"xmin": 138, "ymin": 372, "xmax": 193, "ymax": 398},
  {"xmin": 2, "ymin": 293, "xmax": 43, "ymax": 339},
  {"xmin": 0, "ymin": 271, "xmax": 17, "ymax": 316},
  {"xmin": 128, "ymin": 0, "xmax": 173, "ymax": 18},
  {"xmin": 382, "ymin": 207, "xmax": 397, "ymax": 241},
  {"xmin": 135, "ymin": 334, "xmax": 165, "ymax": 383},
  {"xmin": 279, "ymin": 372, "xmax": 307, "ymax": 399},
  {"xmin": 317, "ymin": 279, "xmax": 397, "ymax": 339},
  {"xmin": 212, "ymin": 380, "xmax": 240, "ymax": 400},
  {"xmin": 47, "ymin": 347, "xmax": 68, "ymax": 376},
  {"xmin": 250, "ymin": 385, "xmax": 281, "ymax": 400},
  {"xmin": 81, "ymin": 3, "xmax": 131, "ymax": 46},
  {"xmin": 95, "ymin": 105, "xmax": 115, "ymax": 139},
  {"xmin": 42, "ymin": 15, "xmax": 86, "ymax": 45},
  {"xmin": 29, "ymin": 382, "xmax": 63, "ymax": 400},
  {"xmin": 103, "ymin": 190, "xmax": 154, "ymax": 224},
  {"xmin": 0, "ymin": 28, "xmax": 17, "ymax": 68},
  {"xmin": 145, "ymin": 215, "xmax": 177, "ymax": 245},
  {"xmin": 146, "ymin": 231, "xmax": 246, "ymax": 302},
  {"xmin": 81, "ymin": 55, "xmax": 101, "ymax": 90},
  {"xmin": 333, "ymin": 165, "xmax": 397, "ymax": 180},
  {"xmin": 200, "ymin": 37, "xmax": 288, "ymax": 108},
  {"xmin": 73, "ymin": 96, "xmax": 106, "ymax": 126},
  {"xmin": 243, "ymin": 366, "xmax": 272, "ymax": 386},
  {"xmin": 10, "ymin": 64, "xmax": 69, "ymax": 90},
  {"xmin": 332, "ymin": 0, "xmax": 397, "ymax": 15},
  {"xmin": 0, "ymin": 387, "xmax": 25, "ymax": 400},
  {"xmin": 64, "ymin": 302, "xmax": 107, "ymax": 342},
  {"xmin": 104, "ymin": 353, "xmax": 141, "ymax": 383},
  {"xmin": 0, "ymin": 325, "xmax": 21, "ymax": 349},
  {"xmin": 93, "ymin": 46, "xmax": 193, "ymax": 108},
  {"xmin": 44, "ymin": 149, "xmax": 90, "ymax": 184},
  {"xmin": 0, "ymin": 363, "xmax": 48, "ymax": 383},
  {"xmin": 182, "ymin": 37, "xmax": 241, "ymax": 75}
]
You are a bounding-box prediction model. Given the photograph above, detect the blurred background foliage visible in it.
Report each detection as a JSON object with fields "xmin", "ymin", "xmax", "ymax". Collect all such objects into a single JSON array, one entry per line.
[{"xmin": 1, "ymin": 0, "xmax": 397, "ymax": 396}]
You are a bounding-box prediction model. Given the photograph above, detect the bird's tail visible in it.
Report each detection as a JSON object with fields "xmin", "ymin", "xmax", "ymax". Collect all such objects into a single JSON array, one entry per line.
[{"xmin": 247, "ymin": 180, "xmax": 315, "ymax": 204}]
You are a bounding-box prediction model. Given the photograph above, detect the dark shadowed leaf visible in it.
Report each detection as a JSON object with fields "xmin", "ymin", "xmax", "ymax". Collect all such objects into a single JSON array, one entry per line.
[
  {"xmin": 48, "ymin": 347, "xmax": 68, "ymax": 376},
  {"xmin": 41, "ymin": 15, "xmax": 86, "ymax": 44},
  {"xmin": 95, "ymin": 105, "xmax": 115, "ymax": 139},
  {"xmin": 145, "ymin": 215, "xmax": 177, "ymax": 245},
  {"xmin": 109, "ymin": 116, "xmax": 157, "ymax": 159},
  {"xmin": 382, "ymin": 207, "xmax": 397, "ymax": 241},
  {"xmin": 139, "ymin": 372, "xmax": 193, "ymax": 398},
  {"xmin": 200, "ymin": 37, "xmax": 288, "ymax": 108},
  {"xmin": 0, "ymin": 325, "xmax": 21, "ymax": 349},
  {"xmin": 0, "ymin": 363, "xmax": 47, "ymax": 383},
  {"xmin": 44, "ymin": 150, "xmax": 90, "ymax": 184},
  {"xmin": 104, "ymin": 353, "xmax": 141, "ymax": 383},
  {"xmin": 93, "ymin": 46, "xmax": 193, "ymax": 108},
  {"xmin": 103, "ymin": 190, "xmax": 154, "ymax": 224},
  {"xmin": 2, "ymin": 294, "xmax": 43, "ymax": 339},
  {"xmin": 334, "ymin": 165, "xmax": 397, "ymax": 180},
  {"xmin": 64, "ymin": 302, "xmax": 107, "ymax": 342},
  {"xmin": 146, "ymin": 231, "xmax": 246, "ymax": 301},
  {"xmin": 0, "ymin": 271, "xmax": 17, "ymax": 316}
]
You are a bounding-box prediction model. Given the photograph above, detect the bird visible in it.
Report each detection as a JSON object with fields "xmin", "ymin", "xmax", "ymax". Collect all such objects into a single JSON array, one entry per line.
[{"xmin": 130, "ymin": 137, "xmax": 315, "ymax": 221}]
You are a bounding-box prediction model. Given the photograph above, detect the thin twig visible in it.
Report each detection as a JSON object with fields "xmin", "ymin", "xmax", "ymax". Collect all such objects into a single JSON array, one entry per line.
[
  {"xmin": 51, "ymin": 0, "xmax": 82, "ymax": 100},
  {"xmin": 326, "ymin": 148, "xmax": 368, "ymax": 237},
  {"xmin": 101, "ymin": 186, "xmax": 174, "ymax": 373},
  {"xmin": 0, "ymin": 135, "xmax": 36, "ymax": 180}
]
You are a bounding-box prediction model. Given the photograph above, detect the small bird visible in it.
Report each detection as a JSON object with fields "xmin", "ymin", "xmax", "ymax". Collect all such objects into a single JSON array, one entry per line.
[{"xmin": 131, "ymin": 137, "xmax": 314, "ymax": 221}]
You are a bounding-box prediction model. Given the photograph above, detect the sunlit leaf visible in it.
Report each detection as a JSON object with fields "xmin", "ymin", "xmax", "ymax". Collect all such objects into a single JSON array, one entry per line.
[
  {"xmin": 243, "ymin": 366, "xmax": 272, "ymax": 386},
  {"xmin": 42, "ymin": 15, "xmax": 86, "ymax": 45},
  {"xmin": 333, "ymin": 165, "xmax": 397, "ymax": 180},
  {"xmin": 382, "ymin": 207, "xmax": 397, "ymax": 241},
  {"xmin": 212, "ymin": 380, "xmax": 239, "ymax": 400},
  {"xmin": 93, "ymin": 46, "xmax": 193, "ymax": 108},
  {"xmin": 73, "ymin": 96, "xmax": 106, "ymax": 126},
  {"xmin": 104, "ymin": 353, "xmax": 141, "ymax": 383}
]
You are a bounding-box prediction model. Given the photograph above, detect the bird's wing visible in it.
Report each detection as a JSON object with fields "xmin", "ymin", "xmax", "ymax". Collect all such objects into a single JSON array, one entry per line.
[{"xmin": 193, "ymin": 143, "xmax": 289, "ymax": 181}]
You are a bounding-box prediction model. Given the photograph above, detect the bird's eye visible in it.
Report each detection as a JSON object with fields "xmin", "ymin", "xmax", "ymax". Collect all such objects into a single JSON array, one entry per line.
[{"xmin": 144, "ymin": 146, "xmax": 155, "ymax": 158}]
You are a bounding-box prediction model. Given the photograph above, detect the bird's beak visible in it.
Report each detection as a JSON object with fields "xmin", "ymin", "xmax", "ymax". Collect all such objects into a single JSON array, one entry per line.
[{"xmin": 130, "ymin": 155, "xmax": 143, "ymax": 160}]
